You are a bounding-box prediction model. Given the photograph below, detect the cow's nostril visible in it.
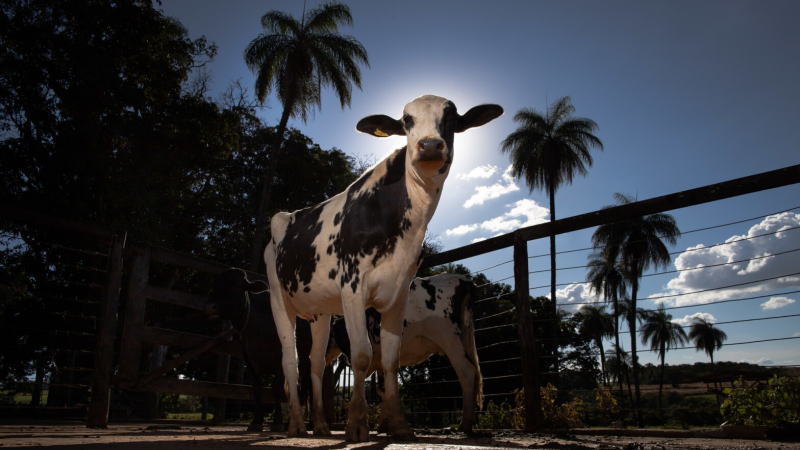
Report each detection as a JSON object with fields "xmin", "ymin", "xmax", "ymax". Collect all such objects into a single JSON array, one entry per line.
[{"xmin": 436, "ymin": 141, "xmax": 444, "ymax": 150}]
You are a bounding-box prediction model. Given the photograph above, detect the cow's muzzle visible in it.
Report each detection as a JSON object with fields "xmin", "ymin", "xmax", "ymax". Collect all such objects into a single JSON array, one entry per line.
[{"xmin": 417, "ymin": 138, "xmax": 445, "ymax": 161}]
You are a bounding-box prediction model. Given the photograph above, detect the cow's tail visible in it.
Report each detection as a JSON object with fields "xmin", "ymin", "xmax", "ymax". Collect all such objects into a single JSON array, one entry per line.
[{"xmin": 459, "ymin": 279, "xmax": 483, "ymax": 410}]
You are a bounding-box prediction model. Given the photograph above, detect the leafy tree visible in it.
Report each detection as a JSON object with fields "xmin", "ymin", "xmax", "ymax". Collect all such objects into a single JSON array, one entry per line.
[
  {"xmin": 640, "ymin": 306, "xmax": 688, "ymax": 411},
  {"xmin": 0, "ymin": 0, "xmax": 362, "ymax": 402},
  {"xmin": 244, "ymin": 1, "xmax": 369, "ymax": 269},
  {"xmin": 500, "ymin": 96, "xmax": 603, "ymax": 375},
  {"xmin": 592, "ymin": 193, "xmax": 680, "ymax": 424},
  {"xmin": 574, "ymin": 305, "xmax": 614, "ymax": 385},
  {"xmin": 587, "ymin": 250, "xmax": 628, "ymax": 394}
]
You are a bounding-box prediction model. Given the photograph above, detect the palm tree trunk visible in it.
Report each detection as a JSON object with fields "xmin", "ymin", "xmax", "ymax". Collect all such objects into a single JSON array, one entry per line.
[
  {"xmin": 548, "ymin": 184, "xmax": 558, "ymax": 383},
  {"xmin": 597, "ymin": 338, "xmax": 607, "ymax": 386},
  {"xmin": 710, "ymin": 352, "xmax": 721, "ymax": 406},
  {"xmin": 613, "ymin": 297, "xmax": 624, "ymax": 400},
  {"xmin": 658, "ymin": 348, "xmax": 665, "ymax": 412},
  {"xmin": 630, "ymin": 279, "xmax": 643, "ymax": 427},
  {"xmin": 248, "ymin": 105, "xmax": 293, "ymax": 271}
]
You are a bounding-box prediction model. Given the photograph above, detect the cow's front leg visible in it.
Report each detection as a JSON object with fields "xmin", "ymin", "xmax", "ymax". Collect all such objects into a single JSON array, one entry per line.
[
  {"xmin": 309, "ymin": 316, "xmax": 332, "ymax": 436},
  {"xmin": 379, "ymin": 299, "xmax": 415, "ymax": 440},
  {"xmin": 269, "ymin": 291, "xmax": 307, "ymax": 436},
  {"xmin": 343, "ymin": 294, "xmax": 372, "ymax": 442}
]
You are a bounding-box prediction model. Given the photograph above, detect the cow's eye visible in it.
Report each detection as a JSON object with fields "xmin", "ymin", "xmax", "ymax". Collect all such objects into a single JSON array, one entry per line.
[{"xmin": 403, "ymin": 114, "xmax": 414, "ymax": 129}]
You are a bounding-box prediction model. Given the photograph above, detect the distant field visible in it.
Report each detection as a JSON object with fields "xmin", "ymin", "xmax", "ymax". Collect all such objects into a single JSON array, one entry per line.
[
  {"xmin": 637, "ymin": 382, "xmax": 714, "ymax": 395},
  {"xmin": 0, "ymin": 390, "xmax": 49, "ymax": 405}
]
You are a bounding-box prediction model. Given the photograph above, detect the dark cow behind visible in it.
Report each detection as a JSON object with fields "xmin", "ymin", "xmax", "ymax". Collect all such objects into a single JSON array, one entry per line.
[
  {"xmin": 265, "ymin": 95, "xmax": 502, "ymax": 441},
  {"xmin": 205, "ymin": 269, "xmax": 312, "ymax": 431}
]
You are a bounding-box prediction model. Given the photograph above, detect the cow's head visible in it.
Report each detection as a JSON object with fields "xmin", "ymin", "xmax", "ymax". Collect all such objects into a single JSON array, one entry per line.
[{"xmin": 357, "ymin": 95, "xmax": 503, "ymax": 176}]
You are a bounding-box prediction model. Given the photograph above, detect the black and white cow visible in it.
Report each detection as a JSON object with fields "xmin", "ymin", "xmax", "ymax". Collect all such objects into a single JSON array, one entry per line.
[
  {"xmin": 264, "ymin": 95, "xmax": 502, "ymax": 441},
  {"xmin": 327, "ymin": 273, "xmax": 482, "ymax": 434}
]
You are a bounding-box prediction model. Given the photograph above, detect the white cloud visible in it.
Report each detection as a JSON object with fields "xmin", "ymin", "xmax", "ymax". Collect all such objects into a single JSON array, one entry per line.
[
  {"xmin": 457, "ymin": 164, "xmax": 498, "ymax": 181},
  {"xmin": 463, "ymin": 165, "xmax": 519, "ymax": 208},
  {"xmin": 556, "ymin": 282, "xmax": 598, "ymax": 305},
  {"xmin": 793, "ymin": 332, "xmax": 800, "ymax": 338},
  {"xmin": 672, "ymin": 312, "xmax": 716, "ymax": 326},
  {"xmin": 444, "ymin": 224, "xmax": 478, "ymax": 237},
  {"xmin": 443, "ymin": 199, "xmax": 550, "ymax": 240},
  {"xmin": 760, "ymin": 296, "xmax": 796, "ymax": 310},
  {"xmin": 652, "ymin": 212, "xmax": 800, "ymax": 307},
  {"xmin": 470, "ymin": 237, "xmax": 487, "ymax": 243}
]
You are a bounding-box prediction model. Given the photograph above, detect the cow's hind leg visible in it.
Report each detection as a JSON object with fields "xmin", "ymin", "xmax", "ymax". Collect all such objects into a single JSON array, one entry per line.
[
  {"xmin": 342, "ymin": 294, "xmax": 372, "ymax": 442},
  {"xmin": 439, "ymin": 335, "xmax": 479, "ymax": 434},
  {"xmin": 379, "ymin": 301, "xmax": 415, "ymax": 440},
  {"xmin": 269, "ymin": 290, "xmax": 307, "ymax": 436},
  {"xmin": 309, "ymin": 316, "xmax": 332, "ymax": 436}
]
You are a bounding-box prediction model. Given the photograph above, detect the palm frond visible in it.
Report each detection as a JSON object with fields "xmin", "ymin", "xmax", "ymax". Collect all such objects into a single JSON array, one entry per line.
[
  {"xmin": 260, "ymin": 10, "xmax": 300, "ymax": 34},
  {"xmin": 304, "ymin": 2, "xmax": 353, "ymax": 31}
]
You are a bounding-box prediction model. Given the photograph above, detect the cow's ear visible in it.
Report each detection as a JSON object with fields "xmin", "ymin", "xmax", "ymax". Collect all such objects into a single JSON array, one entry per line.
[
  {"xmin": 456, "ymin": 104, "xmax": 504, "ymax": 133},
  {"xmin": 357, "ymin": 115, "xmax": 405, "ymax": 137}
]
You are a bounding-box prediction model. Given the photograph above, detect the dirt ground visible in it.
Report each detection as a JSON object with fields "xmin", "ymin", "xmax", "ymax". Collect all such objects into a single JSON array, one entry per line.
[{"xmin": 0, "ymin": 423, "xmax": 797, "ymax": 449}]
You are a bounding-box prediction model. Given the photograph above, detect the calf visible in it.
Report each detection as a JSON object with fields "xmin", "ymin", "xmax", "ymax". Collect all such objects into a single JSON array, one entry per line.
[
  {"xmin": 206, "ymin": 269, "xmax": 312, "ymax": 431},
  {"xmin": 265, "ymin": 95, "xmax": 502, "ymax": 441},
  {"xmin": 327, "ymin": 273, "xmax": 482, "ymax": 434}
]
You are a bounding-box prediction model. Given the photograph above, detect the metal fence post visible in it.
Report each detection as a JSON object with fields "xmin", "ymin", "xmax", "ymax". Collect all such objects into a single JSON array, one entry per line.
[{"xmin": 514, "ymin": 232, "xmax": 543, "ymax": 430}]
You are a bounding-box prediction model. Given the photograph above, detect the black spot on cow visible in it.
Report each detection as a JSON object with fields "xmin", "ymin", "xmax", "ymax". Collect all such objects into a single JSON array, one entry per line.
[
  {"xmin": 403, "ymin": 319, "xmax": 408, "ymax": 328},
  {"xmin": 328, "ymin": 269, "xmax": 337, "ymax": 280},
  {"xmin": 332, "ymin": 148, "xmax": 413, "ymax": 293},
  {"xmin": 333, "ymin": 212, "xmax": 342, "ymax": 226},
  {"xmin": 446, "ymin": 278, "xmax": 474, "ymax": 325},
  {"xmin": 326, "ymin": 245, "xmax": 333, "ymax": 255},
  {"xmin": 420, "ymin": 278, "xmax": 437, "ymax": 310},
  {"xmin": 276, "ymin": 204, "xmax": 324, "ymax": 295},
  {"xmin": 303, "ymin": 286, "xmax": 310, "ymax": 293}
]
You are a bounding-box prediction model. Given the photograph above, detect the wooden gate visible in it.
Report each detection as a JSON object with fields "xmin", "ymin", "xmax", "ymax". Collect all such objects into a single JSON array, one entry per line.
[{"xmin": 88, "ymin": 245, "xmax": 274, "ymax": 427}]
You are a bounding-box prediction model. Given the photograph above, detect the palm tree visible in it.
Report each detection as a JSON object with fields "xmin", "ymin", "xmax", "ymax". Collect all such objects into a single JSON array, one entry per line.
[
  {"xmin": 244, "ymin": 2, "xmax": 369, "ymax": 269},
  {"xmin": 501, "ymin": 97, "xmax": 603, "ymax": 374},
  {"xmin": 592, "ymin": 193, "xmax": 680, "ymax": 424},
  {"xmin": 574, "ymin": 304, "xmax": 614, "ymax": 384},
  {"xmin": 587, "ymin": 250, "xmax": 628, "ymax": 395},
  {"xmin": 641, "ymin": 306, "xmax": 688, "ymax": 411},
  {"xmin": 689, "ymin": 318, "xmax": 727, "ymax": 395}
]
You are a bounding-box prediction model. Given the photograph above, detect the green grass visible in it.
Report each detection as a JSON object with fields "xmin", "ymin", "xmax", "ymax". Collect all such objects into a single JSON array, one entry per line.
[{"xmin": 1, "ymin": 390, "xmax": 49, "ymax": 405}]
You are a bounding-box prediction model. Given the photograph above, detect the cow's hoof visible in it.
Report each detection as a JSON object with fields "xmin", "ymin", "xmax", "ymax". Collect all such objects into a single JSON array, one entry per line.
[
  {"xmin": 389, "ymin": 427, "xmax": 415, "ymax": 441},
  {"xmin": 287, "ymin": 423, "xmax": 308, "ymax": 437},
  {"xmin": 345, "ymin": 422, "xmax": 369, "ymax": 442},
  {"xmin": 313, "ymin": 425, "xmax": 331, "ymax": 436}
]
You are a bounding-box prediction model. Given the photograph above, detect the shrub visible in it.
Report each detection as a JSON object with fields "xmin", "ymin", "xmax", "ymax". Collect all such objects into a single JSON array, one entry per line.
[{"xmin": 721, "ymin": 375, "xmax": 800, "ymax": 426}]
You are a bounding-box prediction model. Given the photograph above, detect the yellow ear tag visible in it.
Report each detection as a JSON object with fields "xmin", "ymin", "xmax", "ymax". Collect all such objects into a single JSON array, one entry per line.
[{"xmin": 373, "ymin": 129, "xmax": 389, "ymax": 137}]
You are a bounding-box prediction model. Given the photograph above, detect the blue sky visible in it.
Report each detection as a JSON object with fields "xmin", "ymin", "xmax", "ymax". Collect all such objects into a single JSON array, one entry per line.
[{"xmin": 162, "ymin": 0, "xmax": 800, "ymax": 366}]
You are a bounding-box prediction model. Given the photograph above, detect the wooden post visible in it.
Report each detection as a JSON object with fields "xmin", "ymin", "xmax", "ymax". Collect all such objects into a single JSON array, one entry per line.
[
  {"xmin": 87, "ymin": 234, "xmax": 125, "ymax": 428},
  {"xmin": 514, "ymin": 232, "xmax": 543, "ymax": 431},
  {"xmin": 117, "ymin": 248, "xmax": 150, "ymax": 386}
]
